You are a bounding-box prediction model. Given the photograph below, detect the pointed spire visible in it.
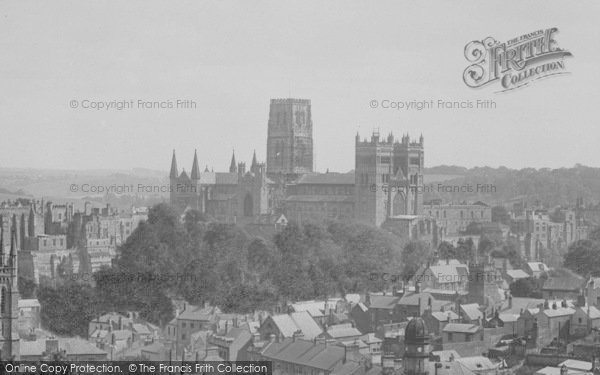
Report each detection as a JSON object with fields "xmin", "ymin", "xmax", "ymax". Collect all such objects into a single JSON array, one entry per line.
[
  {"xmin": 229, "ymin": 150, "xmax": 237, "ymax": 173},
  {"xmin": 204, "ymin": 165, "xmax": 209, "ymax": 172},
  {"xmin": 9, "ymin": 226, "xmax": 17, "ymax": 266},
  {"xmin": 191, "ymin": 149, "xmax": 200, "ymax": 179},
  {"xmin": 251, "ymin": 150, "xmax": 258, "ymax": 169},
  {"xmin": 169, "ymin": 150, "xmax": 178, "ymax": 179}
]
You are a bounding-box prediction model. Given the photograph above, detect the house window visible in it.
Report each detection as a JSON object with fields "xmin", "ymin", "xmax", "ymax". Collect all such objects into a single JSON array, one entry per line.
[{"xmin": 447, "ymin": 333, "xmax": 453, "ymax": 341}]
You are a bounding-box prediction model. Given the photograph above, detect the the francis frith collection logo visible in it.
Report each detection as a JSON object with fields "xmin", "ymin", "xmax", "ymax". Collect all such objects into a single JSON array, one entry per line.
[{"xmin": 463, "ymin": 28, "xmax": 572, "ymax": 92}]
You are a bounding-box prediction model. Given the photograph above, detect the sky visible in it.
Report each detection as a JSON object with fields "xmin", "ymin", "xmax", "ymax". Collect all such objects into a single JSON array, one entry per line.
[{"xmin": 1, "ymin": 0, "xmax": 599, "ymax": 172}]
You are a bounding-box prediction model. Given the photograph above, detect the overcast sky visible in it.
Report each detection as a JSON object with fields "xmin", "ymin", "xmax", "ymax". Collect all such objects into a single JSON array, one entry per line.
[{"xmin": 1, "ymin": 0, "xmax": 599, "ymax": 172}]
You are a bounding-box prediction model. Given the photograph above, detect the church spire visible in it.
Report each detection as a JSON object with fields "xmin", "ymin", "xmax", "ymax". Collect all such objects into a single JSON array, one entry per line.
[
  {"xmin": 251, "ymin": 150, "xmax": 258, "ymax": 171},
  {"xmin": 169, "ymin": 150, "xmax": 178, "ymax": 179},
  {"xmin": 9, "ymin": 226, "xmax": 16, "ymax": 268},
  {"xmin": 229, "ymin": 150, "xmax": 237, "ymax": 173},
  {"xmin": 191, "ymin": 149, "xmax": 200, "ymax": 180}
]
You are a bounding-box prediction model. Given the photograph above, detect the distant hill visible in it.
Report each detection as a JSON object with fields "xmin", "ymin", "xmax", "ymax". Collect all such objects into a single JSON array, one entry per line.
[
  {"xmin": 1, "ymin": 165, "xmax": 599, "ymax": 210},
  {"xmin": 423, "ymin": 164, "xmax": 600, "ymax": 207}
]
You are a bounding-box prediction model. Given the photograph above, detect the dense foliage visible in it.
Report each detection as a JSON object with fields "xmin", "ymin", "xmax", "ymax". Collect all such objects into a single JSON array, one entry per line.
[{"xmin": 38, "ymin": 203, "xmax": 430, "ymax": 335}]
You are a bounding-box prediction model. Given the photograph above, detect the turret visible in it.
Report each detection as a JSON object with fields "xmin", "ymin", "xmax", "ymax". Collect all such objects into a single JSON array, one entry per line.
[
  {"xmin": 371, "ymin": 131, "xmax": 380, "ymax": 143},
  {"xmin": 419, "ymin": 134, "xmax": 424, "ymax": 145},
  {"xmin": 191, "ymin": 149, "xmax": 200, "ymax": 180},
  {"xmin": 169, "ymin": 150, "xmax": 178, "ymax": 179},
  {"xmin": 229, "ymin": 151, "xmax": 237, "ymax": 173}
]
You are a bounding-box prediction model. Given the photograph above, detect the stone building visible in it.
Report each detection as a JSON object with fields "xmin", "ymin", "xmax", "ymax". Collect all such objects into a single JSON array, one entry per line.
[
  {"xmin": 423, "ymin": 201, "xmax": 492, "ymax": 237},
  {"xmin": 169, "ymin": 150, "xmax": 270, "ymax": 223},
  {"xmin": 169, "ymin": 99, "xmax": 489, "ymax": 243},
  {"xmin": 266, "ymin": 98, "xmax": 313, "ymax": 178},
  {"xmin": 354, "ymin": 131, "xmax": 424, "ymax": 227}
]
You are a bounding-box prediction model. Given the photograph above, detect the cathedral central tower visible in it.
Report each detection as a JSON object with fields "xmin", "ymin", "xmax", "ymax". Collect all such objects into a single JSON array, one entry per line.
[{"xmin": 266, "ymin": 98, "xmax": 313, "ymax": 178}]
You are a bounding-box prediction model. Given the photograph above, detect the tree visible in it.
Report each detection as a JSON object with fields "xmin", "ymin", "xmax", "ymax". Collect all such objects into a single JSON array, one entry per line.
[
  {"xmin": 401, "ymin": 241, "xmax": 432, "ymax": 282},
  {"xmin": 589, "ymin": 227, "xmax": 600, "ymax": 242},
  {"xmin": 510, "ymin": 277, "xmax": 543, "ymax": 298},
  {"xmin": 38, "ymin": 281, "xmax": 99, "ymax": 337},
  {"xmin": 18, "ymin": 276, "xmax": 36, "ymax": 299},
  {"xmin": 563, "ymin": 240, "xmax": 600, "ymax": 276}
]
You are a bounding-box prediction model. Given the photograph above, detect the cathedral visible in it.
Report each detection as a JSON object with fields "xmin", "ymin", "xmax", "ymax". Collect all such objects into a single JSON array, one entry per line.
[{"xmin": 169, "ymin": 98, "xmax": 436, "ymax": 243}]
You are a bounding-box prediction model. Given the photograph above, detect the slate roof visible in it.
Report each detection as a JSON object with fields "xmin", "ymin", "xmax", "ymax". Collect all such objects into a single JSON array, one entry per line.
[
  {"xmin": 290, "ymin": 301, "xmax": 326, "ymax": 317},
  {"xmin": 178, "ymin": 305, "xmax": 219, "ymax": 321},
  {"xmin": 498, "ymin": 313, "xmax": 519, "ymax": 323},
  {"xmin": 443, "ymin": 323, "xmax": 481, "ymax": 334},
  {"xmin": 542, "ymin": 307, "xmax": 576, "ymax": 318},
  {"xmin": 455, "ymin": 356, "xmax": 498, "ymax": 371},
  {"xmin": 460, "ymin": 304, "xmax": 483, "ymax": 321},
  {"xmin": 21, "ymin": 338, "xmax": 107, "ymax": 357},
  {"xmin": 506, "ymin": 269, "xmax": 530, "ymax": 280},
  {"xmin": 432, "ymin": 311, "xmax": 460, "ymax": 322},
  {"xmin": 326, "ymin": 323, "xmax": 362, "ymax": 339},
  {"xmin": 426, "ymin": 361, "xmax": 476, "ymax": 375},
  {"xmin": 268, "ymin": 311, "xmax": 323, "ymax": 340},
  {"xmin": 542, "ymin": 277, "xmax": 585, "ymax": 292},
  {"xmin": 261, "ymin": 338, "xmax": 346, "ymax": 371},
  {"xmin": 427, "ymin": 264, "xmax": 469, "ymax": 284},
  {"xmin": 500, "ymin": 297, "xmax": 545, "ymax": 315},
  {"xmin": 369, "ymin": 295, "xmax": 400, "ymax": 309}
]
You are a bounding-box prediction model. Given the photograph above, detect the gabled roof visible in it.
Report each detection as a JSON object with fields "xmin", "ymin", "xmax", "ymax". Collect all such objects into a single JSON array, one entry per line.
[
  {"xmin": 268, "ymin": 311, "xmax": 323, "ymax": 340},
  {"xmin": 500, "ymin": 297, "xmax": 545, "ymax": 314},
  {"xmin": 290, "ymin": 301, "xmax": 326, "ymax": 317},
  {"xmin": 498, "ymin": 313, "xmax": 519, "ymax": 323},
  {"xmin": 460, "ymin": 304, "xmax": 483, "ymax": 321},
  {"xmin": 426, "ymin": 361, "xmax": 476, "ymax": 375},
  {"xmin": 432, "ymin": 311, "xmax": 460, "ymax": 322},
  {"xmin": 178, "ymin": 305, "xmax": 219, "ymax": 321},
  {"xmin": 369, "ymin": 294, "xmax": 400, "ymax": 309},
  {"xmin": 326, "ymin": 323, "xmax": 362, "ymax": 339},
  {"xmin": 455, "ymin": 356, "xmax": 498, "ymax": 371},
  {"xmin": 361, "ymin": 333, "xmax": 383, "ymax": 344},
  {"xmin": 261, "ymin": 338, "xmax": 346, "ymax": 371},
  {"xmin": 542, "ymin": 307, "xmax": 575, "ymax": 318},
  {"xmin": 443, "ymin": 323, "xmax": 481, "ymax": 334},
  {"xmin": 542, "ymin": 276, "xmax": 585, "ymax": 292},
  {"xmin": 558, "ymin": 359, "xmax": 593, "ymax": 371},
  {"xmin": 506, "ymin": 269, "xmax": 530, "ymax": 280},
  {"xmin": 426, "ymin": 264, "xmax": 469, "ymax": 284}
]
